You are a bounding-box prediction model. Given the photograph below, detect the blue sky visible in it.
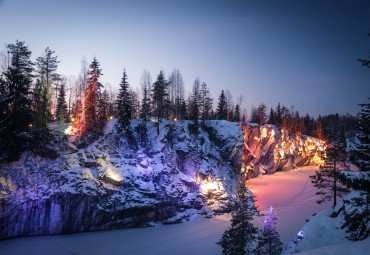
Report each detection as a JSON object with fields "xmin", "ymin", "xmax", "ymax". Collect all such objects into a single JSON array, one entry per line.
[{"xmin": 0, "ymin": 0, "xmax": 369, "ymax": 117}]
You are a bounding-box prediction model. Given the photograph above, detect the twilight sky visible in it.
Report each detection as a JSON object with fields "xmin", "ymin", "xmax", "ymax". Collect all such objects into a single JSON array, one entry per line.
[{"xmin": 0, "ymin": 0, "xmax": 369, "ymax": 117}]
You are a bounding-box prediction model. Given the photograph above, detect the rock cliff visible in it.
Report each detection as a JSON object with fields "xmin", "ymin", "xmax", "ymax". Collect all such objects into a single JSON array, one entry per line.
[{"xmin": 0, "ymin": 120, "xmax": 324, "ymax": 239}]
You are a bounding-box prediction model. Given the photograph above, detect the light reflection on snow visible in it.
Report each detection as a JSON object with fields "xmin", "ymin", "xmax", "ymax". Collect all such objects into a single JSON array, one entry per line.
[
  {"xmin": 200, "ymin": 180, "xmax": 224, "ymax": 194},
  {"xmin": 64, "ymin": 126, "xmax": 72, "ymax": 135}
]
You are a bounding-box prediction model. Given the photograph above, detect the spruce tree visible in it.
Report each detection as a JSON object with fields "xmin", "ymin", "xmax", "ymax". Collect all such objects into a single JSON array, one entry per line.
[
  {"xmin": 116, "ymin": 70, "xmax": 132, "ymax": 134},
  {"xmin": 200, "ymin": 82, "xmax": 213, "ymax": 122},
  {"xmin": 254, "ymin": 206, "xmax": 283, "ymax": 255},
  {"xmin": 35, "ymin": 47, "xmax": 60, "ymax": 121},
  {"xmin": 268, "ymin": 107, "xmax": 275, "ymax": 125},
  {"xmin": 140, "ymin": 72, "xmax": 151, "ymax": 123},
  {"xmin": 275, "ymin": 103, "xmax": 282, "ymax": 127},
  {"xmin": 234, "ymin": 104, "xmax": 241, "ymax": 122},
  {"xmin": 151, "ymin": 71, "xmax": 170, "ymax": 134},
  {"xmin": 56, "ymin": 83, "xmax": 68, "ymax": 122},
  {"xmin": 217, "ymin": 182, "xmax": 258, "ymax": 255},
  {"xmin": 216, "ymin": 90, "xmax": 227, "ymax": 120},
  {"xmin": 310, "ymin": 131, "xmax": 350, "ymax": 208},
  {"xmin": 179, "ymin": 99, "xmax": 187, "ymax": 121},
  {"xmin": 189, "ymin": 78, "xmax": 201, "ymax": 129},
  {"xmin": 0, "ymin": 41, "xmax": 34, "ymax": 160},
  {"xmin": 257, "ymin": 103, "xmax": 267, "ymax": 125},
  {"xmin": 83, "ymin": 57, "xmax": 103, "ymax": 135}
]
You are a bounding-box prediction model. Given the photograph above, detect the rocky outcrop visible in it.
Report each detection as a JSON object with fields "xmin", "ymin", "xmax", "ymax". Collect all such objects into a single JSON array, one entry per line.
[
  {"xmin": 242, "ymin": 123, "xmax": 325, "ymax": 178},
  {"xmin": 0, "ymin": 120, "xmax": 324, "ymax": 239}
]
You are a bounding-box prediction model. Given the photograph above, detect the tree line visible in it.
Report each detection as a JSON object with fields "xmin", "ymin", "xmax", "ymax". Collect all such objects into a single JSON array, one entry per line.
[{"xmin": 0, "ymin": 40, "xmax": 360, "ymax": 160}]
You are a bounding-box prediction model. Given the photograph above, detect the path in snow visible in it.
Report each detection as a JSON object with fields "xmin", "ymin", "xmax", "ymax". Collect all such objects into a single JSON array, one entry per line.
[
  {"xmin": 247, "ymin": 166, "xmax": 331, "ymax": 245},
  {"xmin": 0, "ymin": 166, "xmax": 329, "ymax": 254}
]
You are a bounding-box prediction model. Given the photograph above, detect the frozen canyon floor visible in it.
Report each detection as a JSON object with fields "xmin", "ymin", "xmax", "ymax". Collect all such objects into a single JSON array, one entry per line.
[{"xmin": 0, "ymin": 166, "xmax": 331, "ymax": 255}]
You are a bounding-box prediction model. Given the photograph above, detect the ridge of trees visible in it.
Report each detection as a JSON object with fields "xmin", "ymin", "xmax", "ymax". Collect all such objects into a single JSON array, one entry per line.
[{"xmin": 0, "ymin": 40, "xmax": 362, "ymax": 160}]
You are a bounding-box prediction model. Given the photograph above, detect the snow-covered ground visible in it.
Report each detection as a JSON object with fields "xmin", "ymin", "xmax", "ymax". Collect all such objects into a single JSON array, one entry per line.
[
  {"xmin": 246, "ymin": 166, "xmax": 332, "ymax": 245},
  {"xmin": 0, "ymin": 214, "xmax": 231, "ymax": 255},
  {"xmin": 0, "ymin": 166, "xmax": 334, "ymax": 255}
]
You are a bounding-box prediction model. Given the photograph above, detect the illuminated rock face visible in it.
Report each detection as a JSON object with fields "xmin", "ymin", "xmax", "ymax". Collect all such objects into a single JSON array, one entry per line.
[
  {"xmin": 242, "ymin": 124, "xmax": 325, "ymax": 178},
  {"xmin": 0, "ymin": 120, "xmax": 324, "ymax": 239}
]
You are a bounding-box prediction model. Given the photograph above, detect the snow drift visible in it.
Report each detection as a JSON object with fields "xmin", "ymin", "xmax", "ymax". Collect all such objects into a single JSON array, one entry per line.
[{"xmin": 0, "ymin": 120, "xmax": 325, "ymax": 239}]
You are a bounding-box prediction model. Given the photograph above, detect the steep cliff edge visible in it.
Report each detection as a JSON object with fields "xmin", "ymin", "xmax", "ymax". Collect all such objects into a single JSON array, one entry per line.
[
  {"xmin": 0, "ymin": 120, "xmax": 324, "ymax": 239},
  {"xmin": 242, "ymin": 123, "xmax": 326, "ymax": 178}
]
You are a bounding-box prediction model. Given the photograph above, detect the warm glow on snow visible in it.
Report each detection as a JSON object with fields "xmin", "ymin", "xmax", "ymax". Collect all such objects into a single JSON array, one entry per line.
[
  {"xmin": 106, "ymin": 169, "xmax": 123, "ymax": 182},
  {"xmin": 64, "ymin": 126, "xmax": 72, "ymax": 135},
  {"xmin": 200, "ymin": 180, "xmax": 224, "ymax": 194}
]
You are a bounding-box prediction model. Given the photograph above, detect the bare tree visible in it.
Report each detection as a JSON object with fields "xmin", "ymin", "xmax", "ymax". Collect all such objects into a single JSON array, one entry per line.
[
  {"xmin": 168, "ymin": 69, "xmax": 184, "ymax": 120},
  {"xmin": 225, "ymin": 90, "xmax": 234, "ymax": 121}
]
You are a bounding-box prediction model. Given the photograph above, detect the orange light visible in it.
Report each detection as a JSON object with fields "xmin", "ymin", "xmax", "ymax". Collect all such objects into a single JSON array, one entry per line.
[
  {"xmin": 71, "ymin": 118, "xmax": 75, "ymax": 122},
  {"xmin": 29, "ymin": 124, "xmax": 32, "ymax": 127},
  {"xmin": 109, "ymin": 116, "xmax": 113, "ymax": 120},
  {"xmin": 174, "ymin": 118, "xmax": 177, "ymax": 122}
]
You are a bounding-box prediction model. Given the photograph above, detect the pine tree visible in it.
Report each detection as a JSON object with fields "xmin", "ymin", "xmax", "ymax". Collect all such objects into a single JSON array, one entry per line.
[
  {"xmin": 254, "ymin": 206, "xmax": 283, "ymax": 255},
  {"xmin": 304, "ymin": 113, "xmax": 312, "ymax": 136},
  {"xmin": 82, "ymin": 57, "xmax": 103, "ymax": 136},
  {"xmin": 35, "ymin": 47, "xmax": 60, "ymax": 121},
  {"xmin": 217, "ymin": 182, "xmax": 258, "ymax": 255},
  {"xmin": 216, "ymin": 90, "xmax": 227, "ymax": 120},
  {"xmin": 179, "ymin": 99, "xmax": 187, "ymax": 121},
  {"xmin": 275, "ymin": 103, "xmax": 282, "ymax": 127},
  {"xmin": 268, "ymin": 107, "xmax": 275, "ymax": 125},
  {"xmin": 116, "ymin": 70, "xmax": 132, "ymax": 134},
  {"xmin": 356, "ymin": 99, "xmax": 370, "ymax": 171},
  {"xmin": 257, "ymin": 103, "xmax": 267, "ymax": 125},
  {"xmin": 56, "ymin": 83, "xmax": 68, "ymax": 122},
  {"xmin": 0, "ymin": 41, "xmax": 34, "ymax": 160},
  {"xmin": 234, "ymin": 104, "xmax": 241, "ymax": 122},
  {"xmin": 310, "ymin": 132, "xmax": 350, "ymax": 208},
  {"xmin": 189, "ymin": 78, "xmax": 201, "ymax": 127},
  {"xmin": 314, "ymin": 115, "xmax": 325, "ymax": 140},
  {"xmin": 200, "ymin": 82, "xmax": 213, "ymax": 122},
  {"xmin": 151, "ymin": 71, "xmax": 169, "ymax": 134},
  {"xmin": 32, "ymin": 79, "xmax": 48, "ymax": 130}
]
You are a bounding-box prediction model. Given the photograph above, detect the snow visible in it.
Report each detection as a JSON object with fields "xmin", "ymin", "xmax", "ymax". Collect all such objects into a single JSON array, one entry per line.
[
  {"xmin": 246, "ymin": 166, "xmax": 332, "ymax": 245},
  {"xmin": 0, "ymin": 166, "xmax": 341, "ymax": 254},
  {"xmin": 0, "ymin": 214, "xmax": 231, "ymax": 255},
  {"xmin": 291, "ymin": 238, "xmax": 370, "ymax": 255}
]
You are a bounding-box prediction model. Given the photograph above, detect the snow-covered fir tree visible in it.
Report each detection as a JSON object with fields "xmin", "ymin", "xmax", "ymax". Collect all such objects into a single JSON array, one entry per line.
[
  {"xmin": 116, "ymin": 70, "xmax": 132, "ymax": 134},
  {"xmin": 217, "ymin": 182, "xmax": 258, "ymax": 255},
  {"xmin": 254, "ymin": 206, "xmax": 283, "ymax": 255}
]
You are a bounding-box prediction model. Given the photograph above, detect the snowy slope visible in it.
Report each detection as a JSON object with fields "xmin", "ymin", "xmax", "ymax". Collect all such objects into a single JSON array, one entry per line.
[{"xmin": 283, "ymin": 190, "xmax": 370, "ymax": 254}]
